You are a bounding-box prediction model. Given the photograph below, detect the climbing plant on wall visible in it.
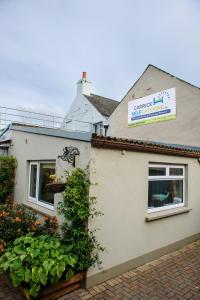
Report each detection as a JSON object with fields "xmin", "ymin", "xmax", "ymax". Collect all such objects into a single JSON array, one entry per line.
[
  {"xmin": 0, "ymin": 156, "xmax": 17, "ymax": 204},
  {"xmin": 58, "ymin": 168, "xmax": 104, "ymax": 273}
]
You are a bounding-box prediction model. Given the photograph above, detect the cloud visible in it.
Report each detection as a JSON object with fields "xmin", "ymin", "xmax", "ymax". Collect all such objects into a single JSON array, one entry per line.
[{"xmin": 0, "ymin": 0, "xmax": 199, "ymax": 119}]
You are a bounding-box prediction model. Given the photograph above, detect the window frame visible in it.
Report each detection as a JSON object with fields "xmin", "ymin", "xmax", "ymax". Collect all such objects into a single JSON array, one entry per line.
[
  {"xmin": 148, "ymin": 163, "xmax": 185, "ymax": 213},
  {"xmin": 28, "ymin": 161, "xmax": 55, "ymax": 210}
]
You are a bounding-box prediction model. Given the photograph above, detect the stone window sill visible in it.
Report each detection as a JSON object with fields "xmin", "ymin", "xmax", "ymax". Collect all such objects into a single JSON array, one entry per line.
[
  {"xmin": 24, "ymin": 203, "xmax": 53, "ymax": 218},
  {"xmin": 145, "ymin": 207, "xmax": 191, "ymax": 222}
]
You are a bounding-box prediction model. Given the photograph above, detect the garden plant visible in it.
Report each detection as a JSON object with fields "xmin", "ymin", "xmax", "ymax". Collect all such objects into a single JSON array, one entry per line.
[
  {"xmin": 58, "ymin": 168, "xmax": 104, "ymax": 272},
  {"xmin": 0, "ymin": 155, "xmax": 17, "ymax": 203},
  {"xmin": 0, "ymin": 168, "xmax": 104, "ymax": 298},
  {"xmin": 0, "ymin": 204, "xmax": 58, "ymax": 254},
  {"xmin": 0, "ymin": 235, "xmax": 76, "ymax": 297}
]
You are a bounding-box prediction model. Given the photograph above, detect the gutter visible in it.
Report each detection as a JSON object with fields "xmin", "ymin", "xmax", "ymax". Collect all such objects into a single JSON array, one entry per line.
[{"xmin": 91, "ymin": 135, "xmax": 200, "ymax": 158}]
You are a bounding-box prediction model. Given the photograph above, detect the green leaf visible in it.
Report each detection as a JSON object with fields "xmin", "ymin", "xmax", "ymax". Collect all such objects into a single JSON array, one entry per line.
[
  {"xmin": 10, "ymin": 259, "xmax": 22, "ymax": 271},
  {"xmin": 38, "ymin": 267, "xmax": 47, "ymax": 285},
  {"xmin": 30, "ymin": 284, "xmax": 40, "ymax": 298},
  {"xmin": 23, "ymin": 236, "xmax": 33, "ymax": 244},
  {"xmin": 54, "ymin": 240, "xmax": 61, "ymax": 249},
  {"xmin": 20, "ymin": 254, "xmax": 27, "ymax": 261},
  {"xmin": 43, "ymin": 260, "xmax": 54, "ymax": 273},
  {"xmin": 31, "ymin": 249, "xmax": 40, "ymax": 258},
  {"xmin": 63, "ymin": 255, "xmax": 76, "ymax": 267},
  {"xmin": 65, "ymin": 269, "xmax": 74, "ymax": 281},
  {"xmin": 13, "ymin": 246, "xmax": 25, "ymax": 255},
  {"xmin": 51, "ymin": 250, "xmax": 59, "ymax": 258},
  {"xmin": 24, "ymin": 269, "xmax": 31, "ymax": 283},
  {"xmin": 32, "ymin": 266, "xmax": 38, "ymax": 282},
  {"xmin": 56, "ymin": 261, "xmax": 65, "ymax": 278},
  {"xmin": 12, "ymin": 275, "xmax": 21, "ymax": 287}
]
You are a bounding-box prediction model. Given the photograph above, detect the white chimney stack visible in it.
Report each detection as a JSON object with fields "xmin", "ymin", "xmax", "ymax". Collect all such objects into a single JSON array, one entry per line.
[{"xmin": 77, "ymin": 72, "xmax": 91, "ymax": 96}]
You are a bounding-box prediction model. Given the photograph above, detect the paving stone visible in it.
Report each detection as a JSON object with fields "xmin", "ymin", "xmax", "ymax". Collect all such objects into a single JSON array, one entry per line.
[{"xmin": 60, "ymin": 240, "xmax": 200, "ymax": 299}]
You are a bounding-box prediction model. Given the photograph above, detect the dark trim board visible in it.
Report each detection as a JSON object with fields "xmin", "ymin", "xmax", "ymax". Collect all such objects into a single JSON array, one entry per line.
[{"xmin": 92, "ymin": 135, "xmax": 200, "ymax": 158}]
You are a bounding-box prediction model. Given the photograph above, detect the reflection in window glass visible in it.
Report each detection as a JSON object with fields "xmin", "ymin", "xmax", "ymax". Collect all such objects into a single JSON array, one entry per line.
[
  {"xmin": 169, "ymin": 168, "xmax": 183, "ymax": 176},
  {"xmin": 148, "ymin": 180, "xmax": 183, "ymax": 208},
  {"xmin": 38, "ymin": 163, "xmax": 55, "ymax": 205},
  {"xmin": 149, "ymin": 167, "xmax": 166, "ymax": 176},
  {"xmin": 29, "ymin": 165, "xmax": 37, "ymax": 198}
]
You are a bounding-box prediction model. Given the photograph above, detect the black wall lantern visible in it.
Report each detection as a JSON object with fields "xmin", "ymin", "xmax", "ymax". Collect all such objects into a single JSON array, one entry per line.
[{"xmin": 58, "ymin": 146, "xmax": 80, "ymax": 167}]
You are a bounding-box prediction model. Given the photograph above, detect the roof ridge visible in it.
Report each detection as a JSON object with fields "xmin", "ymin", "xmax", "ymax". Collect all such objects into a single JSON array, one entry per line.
[
  {"xmin": 120, "ymin": 64, "xmax": 200, "ymax": 105},
  {"xmin": 90, "ymin": 93, "xmax": 119, "ymax": 102},
  {"xmin": 148, "ymin": 64, "xmax": 200, "ymax": 91}
]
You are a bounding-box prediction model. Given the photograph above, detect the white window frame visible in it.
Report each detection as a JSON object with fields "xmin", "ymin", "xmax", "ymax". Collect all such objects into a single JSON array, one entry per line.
[
  {"xmin": 28, "ymin": 161, "xmax": 55, "ymax": 210},
  {"xmin": 148, "ymin": 164, "xmax": 185, "ymax": 213}
]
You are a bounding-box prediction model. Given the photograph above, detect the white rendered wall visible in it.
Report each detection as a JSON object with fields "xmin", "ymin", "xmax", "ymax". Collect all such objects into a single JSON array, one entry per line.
[{"xmin": 62, "ymin": 93, "xmax": 106, "ymax": 132}]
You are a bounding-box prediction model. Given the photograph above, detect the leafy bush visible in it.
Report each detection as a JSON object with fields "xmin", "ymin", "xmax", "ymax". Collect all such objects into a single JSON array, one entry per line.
[
  {"xmin": 0, "ymin": 235, "xmax": 76, "ymax": 298},
  {"xmin": 0, "ymin": 204, "xmax": 58, "ymax": 251},
  {"xmin": 0, "ymin": 156, "xmax": 17, "ymax": 204},
  {"xmin": 58, "ymin": 168, "xmax": 104, "ymax": 272}
]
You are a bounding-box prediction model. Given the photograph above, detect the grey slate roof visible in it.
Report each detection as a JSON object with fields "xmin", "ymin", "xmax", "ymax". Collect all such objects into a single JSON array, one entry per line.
[
  {"xmin": 0, "ymin": 123, "xmax": 92, "ymax": 142},
  {"xmin": 84, "ymin": 93, "xmax": 119, "ymax": 117}
]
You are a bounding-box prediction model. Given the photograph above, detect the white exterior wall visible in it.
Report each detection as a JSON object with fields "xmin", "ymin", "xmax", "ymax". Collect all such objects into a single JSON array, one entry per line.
[
  {"xmin": 87, "ymin": 147, "xmax": 200, "ymax": 285},
  {"xmin": 8, "ymin": 130, "xmax": 91, "ymax": 222},
  {"xmin": 62, "ymin": 93, "xmax": 106, "ymax": 132}
]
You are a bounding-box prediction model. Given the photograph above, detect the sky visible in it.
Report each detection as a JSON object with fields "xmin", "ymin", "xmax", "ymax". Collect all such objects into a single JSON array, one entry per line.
[{"xmin": 0, "ymin": 0, "xmax": 199, "ymax": 118}]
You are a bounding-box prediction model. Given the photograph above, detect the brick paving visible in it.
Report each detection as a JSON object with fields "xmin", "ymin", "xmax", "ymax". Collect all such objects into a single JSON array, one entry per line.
[
  {"xmin": 1, "ymin": 240, "xmax": 200, "ymax": 299},
  {"xmin": 61, "ymin": 240, "xmax": 200, "ymax": 300}
]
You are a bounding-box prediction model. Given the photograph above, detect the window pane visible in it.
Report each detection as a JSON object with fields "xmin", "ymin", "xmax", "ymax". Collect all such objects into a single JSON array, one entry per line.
[
  {"xmin": 148, "ymin": 180, "xmax": 183, "ymax": 209},
  {"xmin": 169, "ymin": 168, "xmax": 183, "ymax": 176},
  {"xmin": 149, "ymin": 167, "xmax": 166, "ymax": 176},
  {"xmin": 29, "ymin": 165, "xmax": 37, "ymax": 198},
  {"xmin": 38, "ymin": 163, "xmax": 55, "ymax": 205}
]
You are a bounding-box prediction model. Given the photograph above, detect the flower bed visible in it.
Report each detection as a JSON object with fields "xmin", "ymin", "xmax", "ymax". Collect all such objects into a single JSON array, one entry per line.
[
  {"xmin": 0, "ymin": 168, "xmax": 104, "ymax": 298},
  {"xmin": 0, "ymin": 204, "xmax": 58, "ymax": 254}
]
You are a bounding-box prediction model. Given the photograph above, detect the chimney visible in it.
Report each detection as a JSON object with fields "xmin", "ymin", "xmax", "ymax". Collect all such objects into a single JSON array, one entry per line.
[{"xmin": 77, "ymin": 72, "xmax": 91, "ymax": 96}]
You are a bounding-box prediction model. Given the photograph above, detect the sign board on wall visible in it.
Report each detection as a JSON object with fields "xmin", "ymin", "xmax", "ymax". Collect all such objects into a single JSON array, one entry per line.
[{"xmin": 128, "ymin": 88, "xmax": 176, "ymax": 127}]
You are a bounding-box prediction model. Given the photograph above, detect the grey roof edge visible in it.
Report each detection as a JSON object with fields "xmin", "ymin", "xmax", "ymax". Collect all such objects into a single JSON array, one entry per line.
[
  {"xmin": 0, "ymin": 124, "xmax": 11, "ymax": 138},
  {"xmin": 9, "ymin": 123, "xmax": 92, "ymax": 142}
]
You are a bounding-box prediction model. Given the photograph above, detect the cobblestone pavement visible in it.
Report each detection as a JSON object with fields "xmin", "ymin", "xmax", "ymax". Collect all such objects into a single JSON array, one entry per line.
[
  {"xmin": 61, "ymin": 240, "xmax": 200, "ymax": 300},
  {"xmin": 1, "ymin": 240, "xmax": 200, "ymax": 299}
]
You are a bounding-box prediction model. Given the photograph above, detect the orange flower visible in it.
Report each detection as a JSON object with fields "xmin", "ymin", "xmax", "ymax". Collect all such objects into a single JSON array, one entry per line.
[
  {"xmin": 15, "ymin": 217, "xmax": 22, "ymax": 222},
  {"xmin": 0, "ymin": 241, "xmax": 4, "ymax": 254},
  {"xmin": 44, "ymin": 216, "xmax": 49, "ymax": 221},
  {"xmin": 0, "ymin": 211, "xmax": 8, "ymax": 217},
  {"xmin": 34, "ymin": 220, "xmax": 42, "ymax": 226}
]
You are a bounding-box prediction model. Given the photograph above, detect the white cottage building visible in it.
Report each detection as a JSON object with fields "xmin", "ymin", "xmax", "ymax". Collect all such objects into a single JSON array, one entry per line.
[{"xmin": 61, "ymin": 72, "xmax": 119, "ymax": 134}]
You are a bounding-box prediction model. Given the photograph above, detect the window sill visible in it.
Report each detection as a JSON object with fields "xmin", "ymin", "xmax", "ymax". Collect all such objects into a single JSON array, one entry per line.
[
  {"xmin": 24, "ymin": 203, "xmax": 54, "ymax": 217},
  {"xmin": 145, "ymin": 207, "xmax": 191, "ymax": 222}
]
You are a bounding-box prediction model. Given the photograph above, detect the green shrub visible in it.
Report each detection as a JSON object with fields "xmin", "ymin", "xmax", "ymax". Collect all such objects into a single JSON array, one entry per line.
[
  {"xmin": 58, "ymin": 168, "xmax": 104, "ymax": 272},
  {"xmin": 0, "ymin": 156, "xmax": 17, "ymax": 204},
  {"xmin": 0, "ymin": 204, "xmax": 58, "ymax": 252},
  {"xmin": 0, "ymin": 235, "xmax": 76, "ymax": 298}
]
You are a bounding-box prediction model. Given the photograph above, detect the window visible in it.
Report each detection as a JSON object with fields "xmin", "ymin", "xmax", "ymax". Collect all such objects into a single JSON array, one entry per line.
[
  {"xmin": 148, "ymin": 164, "xmax": 185, "ymax": 213},
  {"xmin": 28, "ymin": 161, "xmax": 55, "ymax": 210}
]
